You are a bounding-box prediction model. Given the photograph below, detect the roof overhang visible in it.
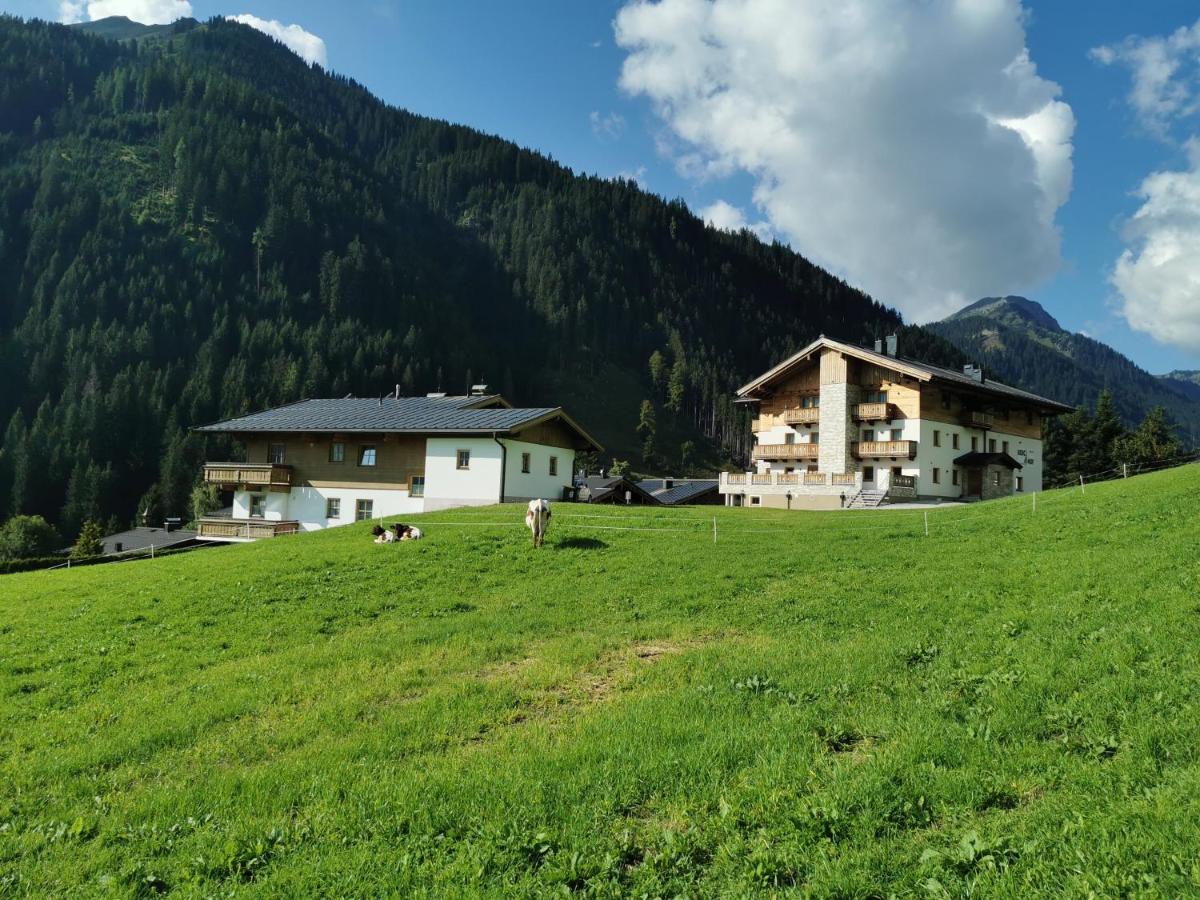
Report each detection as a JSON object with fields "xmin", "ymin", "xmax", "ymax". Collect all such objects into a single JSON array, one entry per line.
[
  {"xmin": 953, "ymin": 451, "xmax": 1023, "ymax": 469},
  {"xmin": 736, "ymin": 336, "xmax": 933, "ymax": 398},
  {"xmin": 508, "ymin": 408, "xmax": 604, "ymax": 453}
]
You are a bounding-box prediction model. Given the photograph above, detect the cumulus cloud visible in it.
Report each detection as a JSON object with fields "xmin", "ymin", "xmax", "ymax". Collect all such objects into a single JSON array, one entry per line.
[
  {"xmin": 1110, "ymin": 143, "xmax": 1200, "ymax": 354},
  {"xmin": 226, "ymin": 14, "xmax": 328, "ymax": 68},
  {"xmin": 590, "ymin": 110, "xmax": 626, "ymax": 140},
  {"xmin": 700, "ymin": 199, "xmax": 772, "ymax": 240},
  {"xmin": 58, "ymin": 0, "xmax": 191, "ymax": 24},
  {"xmin": 1094, "ymin": 17, "xmax": 1200, "ymax": 354},
  {"xmin": 1091, "ymin": 21, "xmax": 1200, "ymax": 138},
  {"xmin": 614, "ymin": 0, "xmax": 1075, "ymax": 322}
]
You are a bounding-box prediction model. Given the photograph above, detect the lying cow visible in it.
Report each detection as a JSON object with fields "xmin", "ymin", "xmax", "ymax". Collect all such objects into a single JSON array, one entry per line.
[{"xmin": 525, "ymin": 498, "xmax": 551, "ymax": 548}]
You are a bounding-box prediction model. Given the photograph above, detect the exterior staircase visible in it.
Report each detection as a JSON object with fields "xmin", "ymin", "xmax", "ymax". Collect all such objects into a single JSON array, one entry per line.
[{"xmin": 847, "ymin": 488, "xmax": 888, "ymax": 509}]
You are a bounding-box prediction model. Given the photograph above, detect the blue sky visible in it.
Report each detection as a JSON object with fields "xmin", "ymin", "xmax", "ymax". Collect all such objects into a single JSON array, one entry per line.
[{"xmin": 6, "ymin": 0, "xmax": 1200, "ymax": 374}]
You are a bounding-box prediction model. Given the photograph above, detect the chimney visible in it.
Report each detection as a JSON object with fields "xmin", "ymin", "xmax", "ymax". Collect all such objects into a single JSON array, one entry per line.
[
  {"xmin": 664, "ymin": 477, "xmax": 674, "ymax": 490},
  {"xmin": 426, "ymin": 391, "xmax": 447, "ymax": 399},
  {"xmin": 963, "ymin": 364, "xmax": 983, "ymax": 383},
  {"xmin": 394, "ymin": 383, "xmax": 401, "ymax": 399},
  {"xmin": 874, "ymin": 338, "xmax": 883, "ymax": 353},
  {"xmin": 885, "ymin": 334, "xmax": 898, "ymax": 357},
  {"xmin": 470, "ymin": 383, "xmax": 489, "ymax": 397}
]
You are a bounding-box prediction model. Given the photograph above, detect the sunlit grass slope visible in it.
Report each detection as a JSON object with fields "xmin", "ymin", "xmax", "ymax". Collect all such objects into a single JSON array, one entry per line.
[{"xmin": 3, "ymin": 466, "xmax": 1200, "ymax": 896}]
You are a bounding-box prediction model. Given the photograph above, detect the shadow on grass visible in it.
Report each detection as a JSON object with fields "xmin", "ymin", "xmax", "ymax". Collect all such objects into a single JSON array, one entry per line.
[{"xmin": 556, "ymin": 537, "xmax": 608, "ymax": 551}]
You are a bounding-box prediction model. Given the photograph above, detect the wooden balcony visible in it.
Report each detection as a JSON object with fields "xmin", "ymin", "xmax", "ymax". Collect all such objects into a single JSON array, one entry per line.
[
  {"xmin": 803, "ymin": 472, "xmax": 827, "ymax": 485},
  {"xmin": 852, "ymin": 402, "xmax": 897, "ymax": 421},
  {"xmin": 197, "ymin": 518, "xmax": 300, "ymax": 541},
  {"xmin": 853, "ymin": 440, "xmax": 917, "ymax": 459},
  {"xmin": 752, "ymin": 443, "xmax": 820, "ymax": 461},
  {"xmin": 203, "ymin": 462, "xmax": 293, "ymax": 489},
  {"xmin": 783, "ymin": 407, "xmax": 821, "ymax": 426},
  {"xmin": 831, "ymin": 472, "xmax": 857, "ymax": 485},
  {"xmin": 964, "ymin": 410, "xmax": 995, "ymax": 429},
  {"xmin": 724, "ymin": 472, "xmax": 747, "ymax": 485}
]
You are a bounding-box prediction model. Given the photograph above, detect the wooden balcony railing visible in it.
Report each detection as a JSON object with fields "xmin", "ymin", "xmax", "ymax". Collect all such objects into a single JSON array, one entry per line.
[
  {"xmin": 777, "ymin": 473, "xmax": 800, "ymax": 484},
  {"xmin": 751, "ymin": 473, "xmax": 774, "ymax": 485},
  {"xmin": 803, "ymin": 472, "xmax": 827, "ymax": 485},
  {"xmin": 724, "ymin": 473, "xmax": 747, "ymax": 485},
  {"xmin": 831, "ymin": 472, "xmax": 857, "ymax": 485},
  {"xmin": 197, "ymin": 518, "xmax": 300, "ymax": 540},
  {"xmin": 752, "ymin": 443, "xmax": 820, "ymax": 461},
  {"xmin": 853, "ymin": 440, "xmax": 917, "ymax": 459},
  {"xmin": 965, "ymin": 410, "xmax": 995, "ymax": 429},
  {"xmin": 852, "ymin": 402, "xmax": 897, "ymax": 421},
  {"xmin": 783, "ymin": 407, "xmax": 821, "ymax": 426},
  {"xmin": 203, "ymin": 462, "xmax": 293, "ymax": 488}
]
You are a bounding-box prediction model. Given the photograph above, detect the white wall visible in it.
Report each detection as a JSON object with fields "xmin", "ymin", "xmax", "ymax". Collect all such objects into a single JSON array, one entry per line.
[
  {"xmin": 424, "ymin": 436, "xmax": 504, "ymax": 511},
  {"xmin": 232, "ymin": 489, "xmax": 290, "ymax": 521},
  {"xmin": 287, "ymin": 486, "xmax": 424, "ymax": 531},
  {"xmin": 502, "ymin": 438, "xmax": 575, "ymax": 502},
  {"xmin": 912, "ymin": 421, "xmax": 1042, "ymax": 497}
]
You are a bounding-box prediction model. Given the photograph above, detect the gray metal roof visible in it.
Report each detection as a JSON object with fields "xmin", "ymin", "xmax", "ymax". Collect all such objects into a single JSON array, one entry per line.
[
  {"xmin": 101, "ymin": 526, "xmax": 198, "ymax": 555},
  {"xmin": 193, "ymin": 395, "xmax": 604, "ymax": 450},
  {"xmin": 639, "ymin": 478, "xmax": 720, "ymax": 505}
]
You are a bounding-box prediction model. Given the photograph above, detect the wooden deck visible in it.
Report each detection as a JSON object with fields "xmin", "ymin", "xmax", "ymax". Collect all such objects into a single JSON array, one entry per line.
[
  {"xmin": 752, "ymin": 443, "xmax": 820, "ymax": 461},
  {"xmin": 202, "ymin": 463, "xmax": 293, "ymax": 489},
  {"xmin": 851, "ymin": 402, "xmax": 897, "ymax": 421},
  {"xmin": 197, "ymin": 518, "xmax": 300, "ymax": 541},
  {"xmin": 852, "ymin": 440, "xmax": 917, "ymax": 459}
]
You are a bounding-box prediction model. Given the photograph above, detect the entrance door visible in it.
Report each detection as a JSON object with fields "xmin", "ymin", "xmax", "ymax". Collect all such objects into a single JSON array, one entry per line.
[{"xmin": 966, "ymin": 468, "xmax": 983, "ymax": 497}]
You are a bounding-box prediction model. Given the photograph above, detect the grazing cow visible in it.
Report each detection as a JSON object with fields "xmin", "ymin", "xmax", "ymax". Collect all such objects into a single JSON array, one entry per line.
[{"xmin": 525, "ymin": 498, "xmax": 551, "ymax": 547}]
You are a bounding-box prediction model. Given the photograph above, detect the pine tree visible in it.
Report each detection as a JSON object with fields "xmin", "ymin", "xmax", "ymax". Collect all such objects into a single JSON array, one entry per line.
[
  {"xmin": 1112, "ymin": 406, "xmax": 1182, "ymax": 468},
  {"xmin": 71, "ymin": 519, "xmax": 104, "ymax": 558}
]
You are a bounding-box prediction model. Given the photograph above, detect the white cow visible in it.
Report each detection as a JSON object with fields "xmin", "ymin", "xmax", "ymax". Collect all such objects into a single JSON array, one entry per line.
[{"xmin": 525, "ymin": 498, "xmax": 551, "ymax": 548}]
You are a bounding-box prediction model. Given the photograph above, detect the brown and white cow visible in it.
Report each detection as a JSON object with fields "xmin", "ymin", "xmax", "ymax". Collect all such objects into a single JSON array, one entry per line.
[{"xmin": 525, "ymin": 498, "xmax": 551, "ymax": 548}]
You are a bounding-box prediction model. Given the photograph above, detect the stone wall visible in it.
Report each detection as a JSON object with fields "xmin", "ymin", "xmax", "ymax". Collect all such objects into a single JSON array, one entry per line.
[
  {"xmin": 817, "ymin": 380, "xmax": 861, "ymax": 475},
  {"xmin": 980, "ymin": 464, "xmax": 1014, "ymax": 500}
]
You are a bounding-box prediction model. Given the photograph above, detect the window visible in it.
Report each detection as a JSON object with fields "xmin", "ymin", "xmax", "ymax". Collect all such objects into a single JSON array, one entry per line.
[
  {"xmin": 801, "ymin": 395, "xmax": 819, "ymax": 408},
  {"xmin": 358, "ymin": 445, "xmax": 377, "ymax": 467},
  {"xmin": 521, "ymin": 452, "xmax": 531, "ymax": 473},
  {"xmin": 785, "ymin": 432, "xmax": 796, "ymax": 444},
  {"xmin": 750, "ymin": 496, "xmax": 762, "ymax": 506},
  {"xmin": 1016, "ymin": 476, "xmax": 1024, "ymax": 492},
  {"xmin": 988, "ymin": 438, "xmax": 997, "ymax": 452},
  {"xmin": 891, "ymin": 428, "xmax": 902, "ymax": 441},
  {"xmin": 992, "ymin": 471, "xmax": 1001, "ymax": 486},
  {"xmin": 355, "ymin": 499, "xmax": 373, "ymax": 521},
  {"xmin": 549, "ymin": 456, "xmax": 558, "ymax": 477},
  {"xmin": 933, "ymin": 430, "xmax": 941, "ymax": 447},
  {"xmin": 329, "ymin": 442, "xmax": 345, "ymax": 463},
  {"xmin": 941, "ymin": 391, "xmax": 952, "ymax": 410},
  {"xmin": 865, "ymin": 390, "xmax": 888, "ymax": 404},
  {"xmin": 952, "ymin": 433, "xmax": 960, "ymax": 450},
  {"xmin": 892, "ymin": 466, "xmax": 902, "ymax": 478},
  {"xmin": 249, "ymin": 495, "xmax": 265, "ymax": 518},
  {"xmin": 456, "ymin": 449, "xmax": 471, "ymax": 470},
  {"xmin": 862, "ymin": 429, "xmax": 875, "ymax": 442},
  {"xmin": 1002, "ymin": 440, "xmax": 1009, "ymax": 454},
  {"xmin": 971, "ymin": 436, "xmax": 979, "ymax": 451},
  {"xmin": 806, "ymin": 464, "xmax": 818, "ymax": 473},
  {"xmin": 811, "ymin": 431, "xmax": 820, "ymax": 444},
  {"xmin": 952, "ymin": 469, "xmax": 960, "ymax": 486},
  {"xmin": 932, "ymin": 467, "xmax": 940, "ymax": 484},
  {"xmin": 408, "ymin": 475, "xmax": 425, "ymax": 497},
  {"xmin": 863, "ymin": 466, "xmax": 875, "ymax": 481},
  {"xmin": 268, "ymin": 443, "xmax": 285, "ymax": 464},
  {"xmin": 326, "ymin": 498, "xmax": 341, "ymax": 519}
]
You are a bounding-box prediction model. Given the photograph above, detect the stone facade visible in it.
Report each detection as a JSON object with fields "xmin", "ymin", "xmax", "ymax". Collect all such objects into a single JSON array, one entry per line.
[
  {"xmin": 980, "ymin": 464, "xmax": 1015, "ymax": 501},
  {"xmin": 817, "ymin": 381, "xmax": 861, "ymax": 475}
]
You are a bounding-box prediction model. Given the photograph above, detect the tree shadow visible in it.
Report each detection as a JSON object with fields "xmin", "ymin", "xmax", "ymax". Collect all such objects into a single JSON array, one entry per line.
[{"xmin": 556, "ymin": 537, "xmax": 608, "ymax": 551}]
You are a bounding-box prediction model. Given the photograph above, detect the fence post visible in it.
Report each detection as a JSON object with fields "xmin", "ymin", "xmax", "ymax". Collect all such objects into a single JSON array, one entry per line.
[
  {"xmin": 923, "ymin": 511, "xmax": 929, "ymax": 537},
  {"xmin": 1079, "ymin": 475, "xmax": 1085, "ymax": 494},
  {"xmin": 150, "ymin": 544, "xmax": 155, "ymax": 559},
  {"xmin": 712, "ymin": 517, "xmax": 717, "ymax": 544},
  {"xmin": 1032, "ymin": 492, "xmax": 1036, "ymax": 514},
  {"xmin": 1123, "ymin": 463, "xmax": 1128, "ymax": 479}
]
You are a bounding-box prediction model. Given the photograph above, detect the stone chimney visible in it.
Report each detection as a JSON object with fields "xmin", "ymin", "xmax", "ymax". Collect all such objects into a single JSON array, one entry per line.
[{"xmin": 963, "ymin": 364, "xmax": 983, "ymax": 383}]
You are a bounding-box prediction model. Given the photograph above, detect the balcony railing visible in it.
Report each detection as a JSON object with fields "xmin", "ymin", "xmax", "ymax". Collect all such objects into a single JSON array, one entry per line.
[
  {"xmin": 752, "ymin": 443, "xmax": 820, "ymax": 461},
  {"xmin": 783, "ymin": 407, "xmax": 821, "ymax": 426},
  {"xmin": 853, "ymin": 440, "xmax": 917, "ymax": 459},
  {"xmin": 777, "ymin": 473, "xmax": 800, "ymax": 484},
  {"xmin": 965, "ymin": 410, "xmax": 995, "ymax": 429},
  {"xmin": 803, "ymin": 472, "xmax": 827, "ymax": 485},
  {"xmin": 203, "ymin": 462, "xmax": 293, "ymax": 488},
  {"xmin": 725, "ymin": 473, "xmax": 747, "ymax": 485},
  {"xmin": 852, "ymin": 402, "xmax": 897, "ymax": 421},
  {"xmin": 751, "ymin": 473, "xmax": 774, "ymax": 485},
  {"xmin": 831, "ymin": 472, "xmax": 857, "ymax": 485},
  {"xmin": 197, "ymin": 517, "xmax": 300, "ymax": 541},
  {"xmin": 890, "ymin": 474, "xmax": 917, "ymax": 490}
]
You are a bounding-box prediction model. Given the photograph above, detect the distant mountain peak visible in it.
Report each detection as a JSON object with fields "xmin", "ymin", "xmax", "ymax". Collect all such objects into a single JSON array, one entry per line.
[
  {"xmin": 70, "ymin": 16, "xmax": 197, "ymax": 42},
  {"xmin": 943, "ymin": 296, "xmax": 1064, "ymax": 333}
]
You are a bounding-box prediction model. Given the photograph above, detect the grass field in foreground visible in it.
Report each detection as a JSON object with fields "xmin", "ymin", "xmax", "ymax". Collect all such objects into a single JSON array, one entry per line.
[{"xmin": 3, "ymin": 467, "xmax": 1200, "ymax": 897}]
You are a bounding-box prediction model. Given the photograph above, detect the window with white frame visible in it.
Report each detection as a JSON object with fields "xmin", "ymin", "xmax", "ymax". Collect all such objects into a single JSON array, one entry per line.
[
  {"xmin": 358, "ymin": 445, "xmax": 377, "ymax": 467},
  {"xmin": 326, "ymin": 498, "xmax": 341, "ymax": 519},
  {"xmin": 456, "ymin": 449, "xmax": 471, "ymax": 470}
]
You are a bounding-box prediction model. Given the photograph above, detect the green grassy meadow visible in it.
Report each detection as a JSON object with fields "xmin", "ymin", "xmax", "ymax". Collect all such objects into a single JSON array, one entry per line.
[{"xmin": 3, "ymin": 466, "xmax": 1200, "ymax": 896}]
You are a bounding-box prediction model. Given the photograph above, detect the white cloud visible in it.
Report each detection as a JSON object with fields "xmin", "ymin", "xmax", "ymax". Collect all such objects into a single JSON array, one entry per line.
[
  {"xmin": 58, "ymin": 0, "xmax": 84, "ymax": 23},
  {"xmin": 700, "ymin": 199, "xmax": 772, "ymax": 240},
  {"xmin": 614, "ymin": 0, "xmax": 1075, "ymax": 322},
  {"xmin": 1111, "ymin": 140, "xmax": 1200, "ymax": 354},
  {"xmin": 226, "ymin": 14, "xmax": 328, "ymax": 68},
  {"xmin": 1091, "ymin": 21, "xmax": 1200, "ymax": 138},
  {"xmin": 73, "ymin": 0, "xmax": 192, "ymax": 24},
  {"xmin": 590, "ymin": 110, "xmax": 626, "ymax": 140}
]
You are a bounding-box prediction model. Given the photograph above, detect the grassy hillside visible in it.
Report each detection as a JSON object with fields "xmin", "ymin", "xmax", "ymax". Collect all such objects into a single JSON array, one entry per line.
[{"xmin": 3, "ymin": 466, "xmax": 1200, "ymax": 895}]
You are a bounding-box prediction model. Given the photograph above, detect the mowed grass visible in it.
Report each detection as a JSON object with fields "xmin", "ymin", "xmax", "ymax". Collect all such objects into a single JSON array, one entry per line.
[{"xmin": 3, "ymin": 468, "xmax": 1200, "ymax": 897}]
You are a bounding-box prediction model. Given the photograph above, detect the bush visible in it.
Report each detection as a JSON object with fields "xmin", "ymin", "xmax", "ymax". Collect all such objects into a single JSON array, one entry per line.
[
  {"xmin": 71, "ymin": 520, "xmax": 105, "ymax": 559},
  {"xmin": 0, "ymin": 515, "xmax": 62, "ymax": 561}
]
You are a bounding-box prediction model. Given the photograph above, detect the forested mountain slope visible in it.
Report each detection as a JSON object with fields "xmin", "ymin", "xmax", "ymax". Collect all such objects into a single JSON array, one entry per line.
[
  {"xmin": 930, "ymin": 297, "xmax": 1200, "ymax": 443},
  {"xmin": 0, "ymin": 16, "xmax": 967, "ymax": 534}
]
